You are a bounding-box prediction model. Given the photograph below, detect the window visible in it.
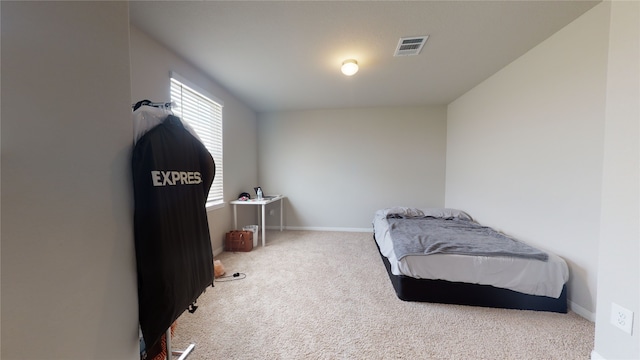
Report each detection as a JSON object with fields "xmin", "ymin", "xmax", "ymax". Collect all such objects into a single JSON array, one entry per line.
[{"xmin": 170, "ymin": 75, "xmax": 223, "ymax": 208}]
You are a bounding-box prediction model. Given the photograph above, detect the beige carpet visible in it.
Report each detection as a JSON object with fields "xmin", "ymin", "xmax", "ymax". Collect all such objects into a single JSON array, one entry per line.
[{"xmin": 170, "ymin": 230, "xmax": 594, "ymax": 359}]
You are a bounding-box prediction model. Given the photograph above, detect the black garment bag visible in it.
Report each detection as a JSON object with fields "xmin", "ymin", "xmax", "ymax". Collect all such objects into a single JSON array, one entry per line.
[{"xmin": 132, "ymin": 114, "xmax": 215, "ymax": 350}]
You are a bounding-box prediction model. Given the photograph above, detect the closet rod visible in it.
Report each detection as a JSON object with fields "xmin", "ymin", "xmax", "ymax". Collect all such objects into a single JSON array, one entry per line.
[
  {"xmin": 147, "ymin": 101, "xmax": 174, "ymax": 108},
  {"xmin": 132, "ymin": 99, "xmax": 175, "ymax": 111}
]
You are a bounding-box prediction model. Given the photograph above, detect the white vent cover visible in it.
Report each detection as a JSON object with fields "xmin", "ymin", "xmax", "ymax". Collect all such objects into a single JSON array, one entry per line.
[{"xmin": 394, "ymin": 36, "xmax": 429, "ymax": 56}]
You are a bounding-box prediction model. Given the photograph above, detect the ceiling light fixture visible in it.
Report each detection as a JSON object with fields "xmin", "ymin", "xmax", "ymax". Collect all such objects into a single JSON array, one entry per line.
[{"xmin": 341, "ymin": 59, "xmax": 358, "ymax": 76}]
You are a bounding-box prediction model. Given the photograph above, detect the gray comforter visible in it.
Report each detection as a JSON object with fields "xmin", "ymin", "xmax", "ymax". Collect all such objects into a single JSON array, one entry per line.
[{"xmin": 388, "ymin": 216, "xmax": 548, "ymax": 261}]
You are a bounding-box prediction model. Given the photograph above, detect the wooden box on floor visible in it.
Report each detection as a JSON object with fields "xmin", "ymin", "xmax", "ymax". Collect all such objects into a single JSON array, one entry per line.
[{"xmin": 225, "ymin": 230, "xmax": 253, "ymax": 252}]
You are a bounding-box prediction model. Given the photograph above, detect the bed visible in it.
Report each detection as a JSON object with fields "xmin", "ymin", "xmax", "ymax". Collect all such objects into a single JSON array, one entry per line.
[{"xmin": 373, "ymin": 207, "xmax": 569, "ymax": 313}]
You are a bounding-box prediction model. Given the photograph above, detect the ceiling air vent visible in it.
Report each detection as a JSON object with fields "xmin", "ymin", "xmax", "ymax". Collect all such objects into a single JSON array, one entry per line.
[{"xmin": 394, "ymin": 36, "xmax": 429, "ymax": 56}]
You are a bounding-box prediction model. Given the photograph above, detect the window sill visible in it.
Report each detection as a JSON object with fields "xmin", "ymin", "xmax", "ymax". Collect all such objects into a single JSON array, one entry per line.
[{"xmin": 206, "ymin": 201, "xmax": 225, "ymax": 212}]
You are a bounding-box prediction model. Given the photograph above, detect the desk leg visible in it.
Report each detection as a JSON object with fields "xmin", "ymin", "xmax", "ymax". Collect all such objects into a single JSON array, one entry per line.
[
  {"xmin": 256, "ymin": 207, "xmax": 260, "ymax": 241},
  {"xmin": 233, "ymin": 204, "xmax": 237, "ymax": 229},
  {"xmin": 280, "ymin": 198, "xmax": 283, "ymax": 231},
  {"xmin": 261, "ymin": 204, "xmax": 266, "ymax": 247}
]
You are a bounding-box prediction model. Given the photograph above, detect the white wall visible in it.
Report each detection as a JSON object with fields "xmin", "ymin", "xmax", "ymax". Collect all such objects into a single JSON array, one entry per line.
[
  {"xmin": 1, "ymin": 2, "xmax": 138, "ymax": 359},
  {"xmin": 129, "ymin": 26, "xmax": 259, "ymax": 253},
  {"xmin": 593, "ymin": 1, "xmax": 639, "ymax": 359},
  {"xmin": 445, "ymin": 3, "xmax": 611, "ymax": 317},
  {"xmin": 258, "ymin": 106, "xmax": 447, "ymax": 231}
]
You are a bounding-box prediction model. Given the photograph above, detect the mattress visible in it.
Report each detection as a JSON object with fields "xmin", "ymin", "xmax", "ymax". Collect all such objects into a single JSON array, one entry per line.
[{"xmin": 373, "ymin": 208, "xmax": 569, "ymax": 298}]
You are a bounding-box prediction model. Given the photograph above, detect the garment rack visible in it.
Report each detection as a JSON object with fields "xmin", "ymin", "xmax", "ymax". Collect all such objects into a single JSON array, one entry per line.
[
  {"xmin": 133, "ymin": 100, "xmax": 195, "ymax": 360},
  {"xmin": 166, "ymin": 329, "xmax": 194, "ymax": 360}
]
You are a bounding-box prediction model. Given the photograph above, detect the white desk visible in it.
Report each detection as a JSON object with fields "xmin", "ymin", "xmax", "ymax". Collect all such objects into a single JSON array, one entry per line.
[{"xmin": 230, "ymin": 195, "xmax": 285, "ymax": 247}]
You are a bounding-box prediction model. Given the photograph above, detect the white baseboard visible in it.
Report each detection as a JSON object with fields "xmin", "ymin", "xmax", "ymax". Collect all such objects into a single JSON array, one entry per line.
[
  {"xmin": 569, "ymin": 301, "xmax": 596, "ymax": 322},
  {"xmin": 591, "ymin": 350, "xmax": 606, "ymax": 360},
  {"xmin": 273, "ymin": 226, "xmax": 373, "ymax": 233},
  {"xmin": 213, "ymin": 246, "xmax": 224, "ymax": 256}
]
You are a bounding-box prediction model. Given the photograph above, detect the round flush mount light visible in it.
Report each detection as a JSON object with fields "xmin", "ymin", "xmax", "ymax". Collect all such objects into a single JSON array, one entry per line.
[{"xmin": 341, "ymin": 59, "xmax": 359, "ymax": 76}]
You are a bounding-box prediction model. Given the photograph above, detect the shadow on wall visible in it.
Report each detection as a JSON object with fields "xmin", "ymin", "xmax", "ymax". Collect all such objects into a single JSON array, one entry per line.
[
  {"xmin": 565, "ymin": 259, "xmax": 595, "ymax": 319},
  {"xmin": 232, "ymin": 199, "xmax": 293, "ymax": 231},
  {"xmin": 263, "ymin": 201, "xmax": 285, "ymax": 229}
]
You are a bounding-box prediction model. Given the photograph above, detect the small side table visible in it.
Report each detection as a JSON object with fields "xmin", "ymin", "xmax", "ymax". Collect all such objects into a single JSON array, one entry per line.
[{"xmin": 230, "ymin": 195, "xmax": 285, "ymax": 247}]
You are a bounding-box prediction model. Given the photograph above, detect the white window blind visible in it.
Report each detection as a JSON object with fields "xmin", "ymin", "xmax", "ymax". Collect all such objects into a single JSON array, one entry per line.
[{"xmin": 170, "ymin": 77, "xmax": 223, "ymax": 206}]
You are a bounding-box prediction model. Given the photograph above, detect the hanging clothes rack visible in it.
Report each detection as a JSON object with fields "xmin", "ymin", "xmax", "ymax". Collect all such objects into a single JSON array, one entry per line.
[{"xmin": 132, "ymin": 100, "xmax": 200, "ymax": 360}]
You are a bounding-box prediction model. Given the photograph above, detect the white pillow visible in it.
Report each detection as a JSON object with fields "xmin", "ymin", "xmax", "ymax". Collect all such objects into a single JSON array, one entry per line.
[
  {"xmin": 420, "ymin": 208, "xmax": 473, "ymax": 221},
  {"xmin": 383, "ymin": 207, "xmax": 472, "ymax": 221},
  {"xmin": 384, "ymin": 207, "xmax": 424, "ymax": 218}
]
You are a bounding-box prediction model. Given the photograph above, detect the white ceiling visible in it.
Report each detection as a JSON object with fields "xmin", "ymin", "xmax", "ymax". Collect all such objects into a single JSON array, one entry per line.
[{"xmin": 129, "ymin": 1, "xmax": 600, "ymax": 113}]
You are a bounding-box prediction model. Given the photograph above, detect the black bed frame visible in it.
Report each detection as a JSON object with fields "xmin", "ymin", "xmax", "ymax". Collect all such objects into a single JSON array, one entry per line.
[{"xmin": 374, "ymin": 236, "xmax": 567, "ymax": 313}]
